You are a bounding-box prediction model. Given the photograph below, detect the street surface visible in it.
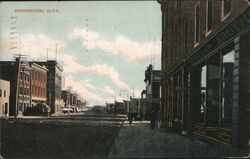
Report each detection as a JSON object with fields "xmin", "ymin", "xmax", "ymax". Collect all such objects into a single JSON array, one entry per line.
[
  {"xmin": 109, "ymin": 121, "xmax": 238, "ymax": 158},
  {"xmin": 0, "ymin": 114, "xmax": 244, "ymax": 158}
]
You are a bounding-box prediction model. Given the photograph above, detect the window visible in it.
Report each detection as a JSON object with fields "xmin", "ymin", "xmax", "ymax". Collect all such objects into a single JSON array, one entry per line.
[
  {"xmin": 4, "ymin": 90, "xmax": 6, "ymax": 97},
  {"xmin": 207, "ymin": 54, "xmax": 220, "ymax": 127},
  {"xmin": 222, "ymin": 0, "xmax": 232, "ymax": 19},
  {"xmin": 206, "ymin": 0, "xmax": 212, "ymax": 33},
  {"xmin": 195, "ymin": 64, "xmax": 206, "ymax": 123},
  {"xmin": 19, "ymin": 87, "xmax": 22, "ymax": 94},
  {"xmin": 221, "ymin": 48, "xmax": 235, "ymax": 128},
  {"xmin": 195, "ymin": 3, "xmax": 200, "ymax": 45},
  {"xmin": 0, "ymin": 89, "xmax": 2, "ymax": 97}
]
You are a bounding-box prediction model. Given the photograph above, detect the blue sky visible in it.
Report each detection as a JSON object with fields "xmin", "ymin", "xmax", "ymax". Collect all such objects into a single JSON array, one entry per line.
[{"xmin": 0, "ymin": 1, "xmax": 161, "ymax": 106}]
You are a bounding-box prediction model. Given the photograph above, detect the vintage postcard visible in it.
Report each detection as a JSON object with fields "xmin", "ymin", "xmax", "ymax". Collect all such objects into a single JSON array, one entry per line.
[{"xmin": 0, "ymin": 0, "xmax": 249, "ymax": 159}]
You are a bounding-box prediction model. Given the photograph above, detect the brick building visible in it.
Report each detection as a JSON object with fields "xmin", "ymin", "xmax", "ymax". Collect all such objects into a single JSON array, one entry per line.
[
  {"xmin": 158, "ymin": 0, "xmax": 250, "ymax": 153},
  {"xmin": 0, "ymin": 59, "xmax": 31, "ymax": 116},
  {"xmin": 30, "ymin": 63, "xmax": 48, "ymax": 107},
  {"xmin": 35, "ymin": 60, "xmax": 63, "ymax": 114}
]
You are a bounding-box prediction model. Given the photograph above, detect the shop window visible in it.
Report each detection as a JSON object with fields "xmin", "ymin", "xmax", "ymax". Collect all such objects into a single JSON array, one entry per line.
[
  {"xmin": 207, "ymin": 54, "xmax": 220, "ymax": 127},
  {"xmin": 206, "ymin": 0, "xmax": 212, "ymax": 33},
  {"xmin": 177, "ymin": 74, "xmax": 183, "ymax": 121},
  {"xmin": 221, "ymin": 49, "xmax": 234, "ymax": 128},
  {"xmin": 195, "ymin": 64, "xmax": 206, "ymax": 123}
]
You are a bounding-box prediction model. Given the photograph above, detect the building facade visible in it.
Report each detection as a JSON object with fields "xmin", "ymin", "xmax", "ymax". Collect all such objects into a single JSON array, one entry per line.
[
  {"xmin": 0, "ymin": 59, "xmax": 31, "ymax": 116},
  {"xmin": 0, "ymin": 79, "xmax": 10, "ymax": 116},
  {"xmin": 18, "ymin": 61, "xmax": 31, "ymax": 113},
  {"xmin": 158, "ymin": 0, "xmax": 250, "ymax": 153},
  {"xmin": 35, "ymin": 60, "xmax": 63, "ymax": 114},
  {"xmin": 130, "ymin": 97, "xmax": 141, "ymax": 117},
  {"xmin": 30, "ymin": 63, "xmax": 48, "ymax": 107}
]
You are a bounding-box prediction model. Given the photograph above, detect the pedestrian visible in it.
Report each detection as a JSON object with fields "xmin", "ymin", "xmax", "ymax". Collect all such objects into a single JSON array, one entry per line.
[
  {"xmin": 128, "ymin": 112, "xmax": 133, "ymax": 126},
  {"xmin": 150, "ymin": 110, "xmax": 156, "ymax": 129},
  {"xmin": 47, "ymin": 106, "xmax": 51, "ymax": 117},
  {"xmin": 156, "ymin": 110, "xmax": 163, "ymax": 129},
  {"xmin": 4, "ymin": 109, "xmax": 7, "ymax": 117}
]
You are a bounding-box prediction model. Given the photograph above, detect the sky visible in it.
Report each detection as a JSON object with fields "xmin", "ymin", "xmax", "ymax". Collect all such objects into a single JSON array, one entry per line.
[{"xmin": 0, "ymin": 1, "xmax": 161, "ymax": 106}]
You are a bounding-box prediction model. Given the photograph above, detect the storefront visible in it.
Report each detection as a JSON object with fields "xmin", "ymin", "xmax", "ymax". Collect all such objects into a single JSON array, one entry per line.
[
  {"xmin": 162, "ymin": 6, "xmax": 250, "ymax": 151},
  {"xmin": 187, "ymin": 7, "xmax": 250, "ymax": 149}
]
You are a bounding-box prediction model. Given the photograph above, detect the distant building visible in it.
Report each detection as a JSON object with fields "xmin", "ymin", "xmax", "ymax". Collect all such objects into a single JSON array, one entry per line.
[
  {"xmin": 114, "ymin": 101, "xmax": 126, "ymax": 114},
  {"xmin": 35, "ymin": 60, "xmax": 63, "ymax": 114},
  {"xmin": 140, "ymin": 90, "xmax": 147, "ymax": 119},
  {"xmin": 106, "ymin": 102, "xmax": 115, "ymax": 113},
  {"xmin": 0, "ymin": 79, "xmax": 10, "ymax": 116},
  {"xmin": 143, "ymin": 64, "xmax": 161, "ymax": 118},
  {"xmin": 129, "ymin": 97, "xmax": 141, "ymax": 116},
  {"xmin": 62, "ymin": 89, "xmax": 86, "ymax": 113},
  {"xmin": 61, "ymin": 89, "xmax": 70, "ymax": 108}
]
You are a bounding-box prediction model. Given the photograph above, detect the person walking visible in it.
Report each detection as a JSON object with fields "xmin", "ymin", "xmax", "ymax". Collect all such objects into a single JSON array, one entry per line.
[
  {"xmin": 157, "ymin": 110, "xmax": 163, "ymax": 129},
  {"xmin": 150, "ymin": 110, "xmax": 156, "ymax": 129},
  {"xmin": 128, "ymin": 112, "xmax": 133, "ymax": 126}
]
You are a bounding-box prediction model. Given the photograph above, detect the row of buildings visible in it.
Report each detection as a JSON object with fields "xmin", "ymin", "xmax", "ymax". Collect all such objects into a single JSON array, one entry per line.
[
  {"xmin": 158, "ymin": 0, "xmax": 249, "ymax": 154},
  {"xmin": 106, "ymin": 64, "xmax": 161, "ymax": 120},
  {"xmin": 0, "ymin": 58, "xmax": 87, "ymax": 117}
]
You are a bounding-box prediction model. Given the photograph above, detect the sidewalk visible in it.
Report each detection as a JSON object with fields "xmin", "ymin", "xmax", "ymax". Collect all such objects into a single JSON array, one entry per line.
[{"xmin": 108, "ymin": 122, "xmax": 237, "ymax": 158}]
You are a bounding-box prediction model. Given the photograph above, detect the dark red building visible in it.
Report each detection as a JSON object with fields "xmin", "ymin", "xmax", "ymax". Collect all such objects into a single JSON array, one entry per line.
[
  {"xmin": 0, "ymin": 59, "xmax": 31, "ymax": 116},
  {"xmin": 30, "ymin": 63, "xmax": 48, "ymax": 107},
  {"xmin": 158, "ymin": 0, "xmax": 249, "ymax": 154}
]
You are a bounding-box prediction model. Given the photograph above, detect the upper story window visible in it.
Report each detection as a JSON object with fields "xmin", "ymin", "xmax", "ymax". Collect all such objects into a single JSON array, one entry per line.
[
  {"xmin": 195, "ymin": 3, "xmax": 200, "ymax": 45},
  {"xmin": 222, "ymin": 0, "xmax": 232, "ymax": 20},
  {"xmin": 206, "ymin": 0, "xmax": 213, "ymax": 34}
]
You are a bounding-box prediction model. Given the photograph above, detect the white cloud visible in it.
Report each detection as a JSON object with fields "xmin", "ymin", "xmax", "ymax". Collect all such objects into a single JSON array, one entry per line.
[
  {"xmin": 69, "ymin": 27, "xmax": 161, "ymax": 61},
  {"xmin": 60, "ymin": 53, "xmax": 130, "ymax": 90}
]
